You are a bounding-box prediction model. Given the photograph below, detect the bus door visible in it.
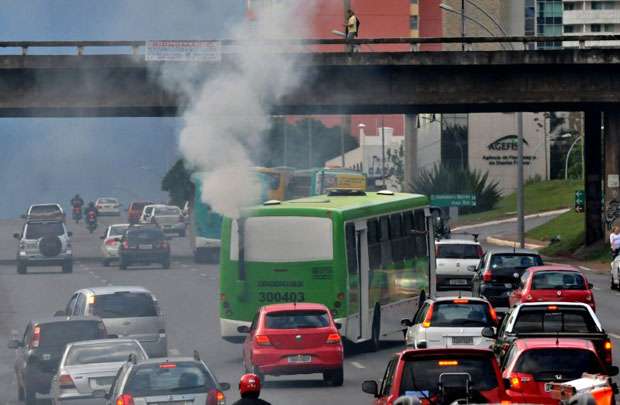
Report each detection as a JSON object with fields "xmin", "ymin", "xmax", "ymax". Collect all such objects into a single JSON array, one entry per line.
[{"xmin": 346, "ymin": 221, "xmax": 370, "ymax": 341}]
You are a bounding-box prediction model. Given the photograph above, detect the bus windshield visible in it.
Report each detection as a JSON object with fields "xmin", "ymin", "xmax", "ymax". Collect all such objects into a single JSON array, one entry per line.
[{"xmin": 230, "ymin": 216, "xmax": 333, "ymax": 262}]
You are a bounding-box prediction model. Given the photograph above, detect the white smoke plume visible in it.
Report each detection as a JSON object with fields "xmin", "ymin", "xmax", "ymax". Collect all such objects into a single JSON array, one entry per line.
[{"xmin": 176, "ymin": 1, "xmax": 313, "ymax": 218}]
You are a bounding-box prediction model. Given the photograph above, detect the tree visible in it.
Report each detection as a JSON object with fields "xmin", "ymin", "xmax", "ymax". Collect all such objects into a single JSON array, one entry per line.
[{"xmin": 161, "ymin": 159, "xmax": 193, "ymax": 207}]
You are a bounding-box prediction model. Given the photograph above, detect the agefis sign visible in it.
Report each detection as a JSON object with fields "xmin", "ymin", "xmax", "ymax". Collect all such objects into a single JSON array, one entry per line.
[{"xmin": 487, "ymin": 135, "xmax": 529, "ymax": 151}]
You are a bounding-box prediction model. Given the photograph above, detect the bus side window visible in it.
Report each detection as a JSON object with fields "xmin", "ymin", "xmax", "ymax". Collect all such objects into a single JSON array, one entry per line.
[
  {"xmin": 389, "ymin": 213, "xmax": 405, "ymax": 263},
  {"xmin": 367, "ymin": 219, "xmax": 381, "ymax": 269},
  {"xmin": 345, "ymin": 223, "xmax": 358, "ymax": 275},
  {"xmin": 413, "ymin": 209, "xmax": 427, "ymax": 257},
  {"xmin": 379, "ymin": 216, "xmax": 392, "ymax": 267},
  {"xmin": 402, "ymin": 211, "xmax": 414, "ymax": 260}
]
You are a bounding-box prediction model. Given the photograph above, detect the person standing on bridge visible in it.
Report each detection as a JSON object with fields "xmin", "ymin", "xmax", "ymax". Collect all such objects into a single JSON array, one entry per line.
[{"xmin": 345, "ymin": 9, "xmax": 360, "ymax": 52}]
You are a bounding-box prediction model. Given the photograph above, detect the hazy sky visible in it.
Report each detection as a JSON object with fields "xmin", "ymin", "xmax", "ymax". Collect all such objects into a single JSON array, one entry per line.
[{"xmin": 0, "ymin": 1, "xmax": 245, "ymax": 217}]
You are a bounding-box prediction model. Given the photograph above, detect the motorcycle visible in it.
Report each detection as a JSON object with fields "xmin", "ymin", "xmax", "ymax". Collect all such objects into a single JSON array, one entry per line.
[
  {"xmin": 72, "ymin": 206, "xmax": 82, "ymax": 224},
  {"xmin": 86, "ymin": 211, "xmax": 97, "ymax": 234}
]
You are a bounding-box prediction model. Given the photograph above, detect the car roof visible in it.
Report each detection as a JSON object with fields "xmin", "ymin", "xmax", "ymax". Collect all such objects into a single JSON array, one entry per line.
[
  {"xmin": 109, "ymin": 223, "xmax": 130, "ymax": 228},
  {"xmin": 517, "ymin": 301, "xmax": 592, "ymax": 308},
  {"xmin": 134, "ymin": 357, "xmax": 202, "ymax": 366},
  {"xmin": 436, "ymin": 239, "xmax": 480, "ymax": 245},
  {"xmin": 144, "ymin": 204, "xmax": 167, "ymax": 209},
  {"xmin": 67, "ymin": 338, "xmax": 140, "ymax": 347},
  {"xmin": 25, "ymin": 220, "xmax": 65, "ymax": 225},
  {"xmin": 428, "ymin": 296, "xmax": 490, "ymax": 304},
  {"xmin": 486, "ymin": 247, "xmax": 539, "ymax": 255},
  {"xmin": 30, "ymin": 316, "xmax": 102, "ymax": 325},
  {"xmin": 81, "ymin": 286, "xmax": 153, "ymax": 295},
  {"xmin": 97, "ymin": 197, "xmax": 118, "ymax": 201},
  {"xmin": 29, "ymin": 203, "xmax": 62, "ymax": 208},
  {"xmin": 525, "ymin": 265, "xmax": 581, "ymax": 273},
  {"xmin": 515, "ymin": 338, "xmax": 596, "ymax": 350},
  {"xmin": 261, "ymin": 303, "xmax": 329, "ymax": 312}
]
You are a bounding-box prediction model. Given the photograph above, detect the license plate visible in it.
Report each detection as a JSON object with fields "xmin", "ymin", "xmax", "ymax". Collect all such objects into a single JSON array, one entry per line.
[
  {"xmin": 450, "ymin": 279, "xmax": 467, "ymax": 285},
  {"xmin": 452, "ymin": 336, "xmax": 474, "ymax": 345},
  {"xmin": 504, "ymin": 283, "xmax": 513, "ymax": 288},
  {"xmin": 139, "ymin": 244, "xmax": 153, "ymax": 250},
  {"xmin": 288, "ymin": 354, "xmax": 312, "ymax": 363},
  {"xmin": 90, "ymin": 376, "xmax": 114, "ymax": 389},
  {"xmin": 151, "ymin": 402, "xmax": 191, "ymax": 405}
]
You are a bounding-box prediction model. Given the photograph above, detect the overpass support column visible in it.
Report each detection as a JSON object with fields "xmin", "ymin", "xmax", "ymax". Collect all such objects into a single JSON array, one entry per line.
[
  {"xmin": 604, "ymin": 110, "xmax": 620, "ymax": 235},
  {"xmin": 404, "ymin": 114, "xmax": 418, "ymax": 193},
  {"xmin": 584, "ymin": 111, "xmax": 604, "ymax": 245}
]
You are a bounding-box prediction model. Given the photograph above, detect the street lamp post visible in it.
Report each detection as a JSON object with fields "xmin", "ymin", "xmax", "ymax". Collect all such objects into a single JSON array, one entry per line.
[
  {"xmin": 565, "ymin": 135, "xmax": 583, "ymax": 181},
  {"xmin": 381, "ymin": 116, "xmax": 386, "ymax": 187},
  {"xmin": 517, "ymin": 112, "xmax": 525, "ymax": 248},
  {"xmin": 461, "ymin": 0, "xmax": 465, "ymax": 51}
]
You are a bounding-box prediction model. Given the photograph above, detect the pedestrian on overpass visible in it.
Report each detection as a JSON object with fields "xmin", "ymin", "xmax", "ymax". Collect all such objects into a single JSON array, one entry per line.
[
  {"xmin": 610, "ymin": 225, "xmax": 620, "ymax": 258},
  {"xmin": 345, "ymin": 9, "xmax": 360, "ymax": 52}
]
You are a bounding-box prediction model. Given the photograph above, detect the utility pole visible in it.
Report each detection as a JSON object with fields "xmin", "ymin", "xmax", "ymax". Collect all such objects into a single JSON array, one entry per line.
[
  {"xmin": 340, "ymin": 118, "xmax": 346, "ymax": 167},
  {"xmin": 381, "ymin": 116, "xmax": 386, "ymax": 187},
  {"xmin": 307, "ymin": 118, "xmax": 313, "ymax": 169},
  {"xmin": 517, "ymin": 112, "xmax": 525, "ymax": 248},
  {"xmin": 461, "ymin": 0, "xmax": 465, "ymax": 51},
  {"xmin": 283, "ymin": 117, "xmax": 288, "ymax": 167}
]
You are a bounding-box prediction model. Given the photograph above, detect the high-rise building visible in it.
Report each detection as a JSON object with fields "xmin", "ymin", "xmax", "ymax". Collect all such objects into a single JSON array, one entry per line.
[{"xmin": 563, "ymin": 0, "xmax": 620, "ymax": 46}]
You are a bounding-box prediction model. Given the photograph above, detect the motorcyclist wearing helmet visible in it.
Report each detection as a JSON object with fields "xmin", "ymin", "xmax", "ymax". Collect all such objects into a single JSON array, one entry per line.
[
  {"xmin": 84, "ymin": 201, "xmax": 98, "ymax": 219},
  {"xmin": 231, "ymin": 374, "xmax": 271, "ymax": 405},
  {"xmin": 70, "ymin": 194, "xmax": 84, "ymax": 209}
]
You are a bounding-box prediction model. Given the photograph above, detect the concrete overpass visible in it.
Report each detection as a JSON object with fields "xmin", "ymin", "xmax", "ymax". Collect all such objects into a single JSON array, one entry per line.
[{"xmin": 0, "ymin": 35, "xmax": 619, "ymax": 245}]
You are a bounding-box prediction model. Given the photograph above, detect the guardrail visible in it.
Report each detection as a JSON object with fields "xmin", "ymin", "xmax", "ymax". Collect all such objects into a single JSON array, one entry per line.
[{"xmin": 1, "ymin": 34, "xmax": 619, "ymax": 55}]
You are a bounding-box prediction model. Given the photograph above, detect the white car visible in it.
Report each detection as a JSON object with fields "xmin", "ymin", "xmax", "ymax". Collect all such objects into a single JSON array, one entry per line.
[
  {"xmin": 142, "ymin": 205, "xmax": 187, "ymax": 237},
  {"xmin": 100, "ymin": 224, "xmax": 130, "ymax": 266},
  {"xmin": 435, "ymin": 238, "xmax": 483, "ymax": 290},
  {"xmin": 611, "ymin": 256, "xmax": 620, "ymax": 290},
  {"xmin": 139, "ymin": 204, "xmax": 167, "ymax": 224},
  {"xmin": 95, "ymin": 197, "xmax": 121, "ymax": 216},
  {"xmin": 14, "ymin": 220, "xmax": 73, "ymax": 273},
  {"xmin": 401, "ymin": 296, "xmax": 497, "ymax": 349}
]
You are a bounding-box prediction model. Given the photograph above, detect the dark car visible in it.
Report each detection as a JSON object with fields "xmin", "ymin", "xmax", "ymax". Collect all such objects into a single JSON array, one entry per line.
[
  {"xmin": 118, "ymin": 225, "xmax": 170, "ymax": 269},
  {"xmin": 9, "ymin": 317, "xmax": 107, "ymax": 405},
  {"xmin": 471, "ymin": 248, "xmax": 543, "ymax": 308}
]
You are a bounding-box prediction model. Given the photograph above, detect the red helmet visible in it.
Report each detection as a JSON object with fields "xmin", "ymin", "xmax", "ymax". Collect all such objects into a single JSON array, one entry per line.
[{"xmin": 239, "ymin": 373, "xmax": 261, "ymax": 396}]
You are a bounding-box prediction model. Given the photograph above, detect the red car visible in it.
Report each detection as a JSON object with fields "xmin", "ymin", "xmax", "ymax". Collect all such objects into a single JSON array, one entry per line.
[
  {"xmin": 509, "ymin": 265, "xmax": 595, "ymax": 310},
  {"xmin": 362, "ymin": 348, "xmax": 509, "ymax": 405},
  {"xmin": 502, "ymin": 338, "xmax": 617, "ymax": 404},
  {"xmin": 127, "ymin": 201, "xmax": 153, "ymax": 224},
  {"xmin": 238, "ymin": 303, "xmax": 344, "ymax": 386}
]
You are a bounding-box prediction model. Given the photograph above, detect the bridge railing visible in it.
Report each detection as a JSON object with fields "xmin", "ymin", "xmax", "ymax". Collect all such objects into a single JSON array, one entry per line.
[{"xmin": 1, "ymin": 35, "xmax": 620, "ymax": 55}]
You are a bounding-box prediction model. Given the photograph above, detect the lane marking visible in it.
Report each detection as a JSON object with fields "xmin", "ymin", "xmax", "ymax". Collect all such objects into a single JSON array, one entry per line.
[
  {"xmin": 593, "ymin": 286, "xmax": 601, "ymax": 291},
  {"xmin": 350, "ymin": 361, "xmax": 366, "ymax": 369},
  {"xmin": 609, "ymin": 333, "xmax": 620, "ymax": 340},
  {"xmin": 579, "ymin": 266, "xmax": 593, "ymax": 272}
]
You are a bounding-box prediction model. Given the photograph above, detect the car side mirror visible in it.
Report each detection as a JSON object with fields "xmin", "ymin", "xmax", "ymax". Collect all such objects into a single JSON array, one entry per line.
[
  {"xmin": 335, "ymin": 322, "xmax": 342, "ymax": 330},
  {"xmin": 588, "ymin": 282, "xmax": 594, "ymax": 289},
  {"xmin": 92, "ymin": 389, "xmax": 107, "ymax": 399},
  {"xmin": 237, "ymin": 325, "xmax": 251, "ymax": 334},
  {"xmin": 12, "ymin": 233, "xmax": 20, "ymax": 239},
  {"xmin": 467, "ymin": 265, "xmax": 477, "ymax": 272},
  {"xmin": 8, "ymin": 339, "xmax": 22, "ymax": 349},
  {"xmin": 401, "ymin": 318, "xmax": 413, "ymax": 327},
  {"xmin": 219, "ymin": 382, "xmax": 231, "ymax": 391},
  {"xmin": 362, "ymin": 380, "xmax": 379, "ymax": 396},
  {"xmin": 481, "ymin": 326, "xmax": 497, "ymax": 339},
  {"xmin": 608, "ymin": 366, "xmax": 619, "ymax": 377},
  {"xmin": 54, "ymin": 310, "xmax": 66, "ymax": 316}
]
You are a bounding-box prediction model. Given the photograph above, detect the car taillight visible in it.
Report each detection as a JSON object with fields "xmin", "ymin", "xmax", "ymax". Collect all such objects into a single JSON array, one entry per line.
[
  {"xmin": 604, "ymin": 340, "xmax": 613, "ymax": 365},
  {"xmin": 31, "ymin": 326, "xmax": 40, "ymax": 348},
  {"xmin": 509, "ymin": 372, "xmax": 533, "ymax": 391},
  {"xmin": 482, "ymin": 270, "xmax": 492, "ymax": 282},
  {"xmin": 122, "ymin": 240, "xmax": 129, "ymax": 249},
  {"xmin": 58, "ymin": 374, "xmax": 76, "ymax": 389},
  {"xmin": 207, "ymin": 389, "xmax": 226, "ymax": 405},
  {"xmin": 105, "ymin": 239, "xmax": 118, "ymax": 246},
  {"xmin": 255, "ymin": 335, "xmax": 271, "ymax": 346},
  {"xmin": 489, "ymin": 306, "xmax": 497, "ymax": 323},
  {"xmin": 586, "ymin": 293, "xmax": 592, "ymax": 301},
  {"xmin": 116, "ymin": 394, "xmax": 135, "ymax": 405},
  {"xmin": 422, "ymin": 305, "xmax": 433, "ymax": 328},
  {"xmin": 326, "ymin": 333, "xmax": 341, "ymax": 344}
]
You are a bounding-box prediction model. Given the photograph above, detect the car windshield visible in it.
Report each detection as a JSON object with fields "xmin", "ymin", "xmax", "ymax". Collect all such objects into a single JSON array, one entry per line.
[
  {"xmin": 127, "ymin": 229, "xmax": 164, "ymax": 241},
  {"xmin": 125, "ymin": 362, "xmax": 216, "ymax": 396},
  {"xmin": 29, "ymin": 205, "xmax": 60, "ymax": 215},
  {"xmin": 490, "ymin": 254, "xmax": 542, "ymax": 269},
  {"xmin": 515, "ymin": 349, "xmax": 603, "ymax": 381},
  {"xmin": 25, "ymin": 222, "xmax": 64, "ymax": 239},
  {"xmin": 39, "ymin": 321, "xmax": 105, "ymax": 348},
  {"xmin": 265, "ymin": 310, "xmax": 330, "ymax": 329},
  {"xmin": 399, "ymin": 355, "xmax": 498, "ymax": 396},
  {"xmin": 92, "ymin": 292, "xmax": 158, "ymax": 318},
  {"xmin": 98, "ymin": 198, "xmax": 117, "ymax": 204},
  {"xmin": 532, "ymin": 271, "xmax": 586, "ymax": 290},
  {"xmin": 65, "ymin": 341, "xmax": 146, "ymax": 365},
  {"xmin": 155, "ymin": 207, "xmax": 181, "ymax": 216},
  {"xmin": 109, "ymin": 226, "xmax": 129, "ymax": 237},
  {"xmin": 429, "ymin": 301, "xmax": 495, "ymax": 327},
  {"xmin": 512, "ymin": 307, "xmax": 598, "ymax": 333},
  {"xmin": 436, "ymin": 244, "xmax": 481, "ymax": 259}
]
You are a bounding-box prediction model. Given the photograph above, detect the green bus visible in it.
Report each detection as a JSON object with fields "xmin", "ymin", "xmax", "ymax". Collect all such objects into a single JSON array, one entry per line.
[{"xmin": 219, "ymin": 191, "xmax": 439, "ymax": 347}]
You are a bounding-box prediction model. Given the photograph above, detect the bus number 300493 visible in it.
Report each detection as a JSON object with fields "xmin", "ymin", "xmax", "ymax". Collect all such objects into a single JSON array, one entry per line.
[{"xmin": 258, "ymin": 292, "xmax": 305, "ymax": 303}]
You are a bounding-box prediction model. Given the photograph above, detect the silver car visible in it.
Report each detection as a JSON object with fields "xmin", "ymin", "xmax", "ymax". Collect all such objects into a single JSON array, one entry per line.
[
  {"xmin": 95, "ymin": 198, "xmax": 121, "ymax": 216},
  {"xmin": 14, "ymin": 220, "xmax": 73, "ymax": 274},
  {"xmin": 62, "ymin": 286, "xmax": 167, "ymax": 357},
  {"xmin": 51, "ymin": 339, "xmax": 148, "ymax": 404},
  {"xmin": 100, "ymin": 224, "xmax": 130, "ymax": 266},
  {"xmin": 105, "ymin": 354, "xmax": 230, "ymax": 405},
  {"xmin": 148, "ymin": 205, "xmax": 186, "ymax": 237},
  {"xmin": 401, "ymin": 296, "xmax": 497, "ymax": 349}
]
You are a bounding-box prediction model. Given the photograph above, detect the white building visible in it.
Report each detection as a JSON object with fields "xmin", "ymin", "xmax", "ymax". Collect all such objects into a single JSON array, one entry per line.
[{"xmin": 563, "ymin": 0, "xmax": 620, "ymax": 46}]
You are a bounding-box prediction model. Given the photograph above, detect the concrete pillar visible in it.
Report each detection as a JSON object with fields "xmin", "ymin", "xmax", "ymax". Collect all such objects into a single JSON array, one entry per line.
[
  {"xmin": 404, "ymin": 114, "xmax": 418, "ymax": 192},
  {"xmin": 604, "ymin": 110, "xmax": 620, "ymax": 235},
  {"xmin": 584, "ymin": 111, "xmax": 604, "ymax": 245}
]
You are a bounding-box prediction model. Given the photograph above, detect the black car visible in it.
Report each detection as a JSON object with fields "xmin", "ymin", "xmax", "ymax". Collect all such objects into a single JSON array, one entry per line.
[
  {"xmin": 470, "ymin": 248, "xmax": 543, "ymax": 308},
  {"xmin": 9, "ymin": 316, "xmax": 107, "ymax": 404},
  {"xmin": 118, "ymin": 225, "xmax": 171, "ymax": 270}
]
